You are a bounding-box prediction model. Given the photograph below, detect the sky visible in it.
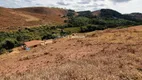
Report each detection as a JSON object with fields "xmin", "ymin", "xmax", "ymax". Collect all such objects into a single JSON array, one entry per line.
[{"xmin": 0, "ymin": 0, "xmax": 141, "ymax": 14}]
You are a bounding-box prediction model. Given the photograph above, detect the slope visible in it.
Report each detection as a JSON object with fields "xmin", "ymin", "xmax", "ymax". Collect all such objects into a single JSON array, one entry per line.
[
  {"xmin": 0, "ymin": 25, "xmax": 142, "ymax": 80},
  {"xmin": 129, "ymin": 13, "xmax": 142, "ymax": 20},
  {"xmin": 0, "ymin": 7, "xmax": 67, "ymax": 31}
]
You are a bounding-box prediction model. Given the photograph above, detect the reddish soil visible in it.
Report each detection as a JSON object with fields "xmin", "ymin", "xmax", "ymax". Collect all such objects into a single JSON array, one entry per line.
[
  {"xmin": 0, "ymin": 7, "xmax": 67, "ymax": 31},
  {"xmin": 0, "ymin": 26, "xmax": 142, "ymax": 80}
]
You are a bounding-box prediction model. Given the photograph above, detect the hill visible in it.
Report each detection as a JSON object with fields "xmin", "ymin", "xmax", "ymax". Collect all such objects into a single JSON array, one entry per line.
[
  {"xmin": 0, "ymin": 7, "xmax": 142, "ymax": 31},
  {"xmin": 0, "ymin": 7, "xmax": 67, "ymax": 31},
  {"xmin": 92, "ymin": 9, "xmax": 123, "ymax": 18},
  {"xmin": 92, "ymin": 9, "xmax": 142, "ymax": 21},
  {"xmin": 0, "ymin": 7, "xmax": 26, "ymax": 30},
  {"xmin": 0, "ymin": 25, "xmax": 142, "ymax": 80},
  {"xmin": 128, "ymin": 13, "xmax": 142, "ymax": 20}
]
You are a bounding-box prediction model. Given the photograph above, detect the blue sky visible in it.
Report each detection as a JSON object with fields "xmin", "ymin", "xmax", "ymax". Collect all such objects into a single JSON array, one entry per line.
[{"xmin": 0, "ymin": 0, "xmax": 142, "ymax": 13}]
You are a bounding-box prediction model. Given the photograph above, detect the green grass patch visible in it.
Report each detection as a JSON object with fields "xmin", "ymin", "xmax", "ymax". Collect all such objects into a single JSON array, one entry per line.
[{"xmin": 64, "ymin": 27, "xmax": 81, "ymax": 33}]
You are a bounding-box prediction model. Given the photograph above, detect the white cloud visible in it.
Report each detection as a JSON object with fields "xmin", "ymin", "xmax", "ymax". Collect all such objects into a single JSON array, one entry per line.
[
  {"xmin": 106, "ymin": 0, "xmax": 142, "ymax": 13},
  {"xmin": 0, "ymin": 0, "xmax": 141, "ymax": 13},
  {"xmin": 110, "ymin": 0, "xmax": 131, "ymax": 3},
  {"xmin": 77, "ymin": 0, "xmax": 91, "ymax": 4}
]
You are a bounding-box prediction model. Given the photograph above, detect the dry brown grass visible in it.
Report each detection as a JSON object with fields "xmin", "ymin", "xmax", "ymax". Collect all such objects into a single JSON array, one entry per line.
[
  {"xmin": 87, "ymin": 26, "xmax": 142, "ymax": 44},
  {"xmin": 0, "ymin": 26, "xmax": 142, "ymax": 80},
  {"xmin": 10, "ymin": 12, "xmax": 40, "ymax": 22},
  {"xmin": 0, "ymin": 7, "xmax": 67, "ymax": 31}
]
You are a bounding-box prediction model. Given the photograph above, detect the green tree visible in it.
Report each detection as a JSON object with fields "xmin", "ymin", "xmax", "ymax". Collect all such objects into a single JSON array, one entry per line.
[{"xmin": 69, "ymin": 17, "xmax": 90, "ymax": 27}]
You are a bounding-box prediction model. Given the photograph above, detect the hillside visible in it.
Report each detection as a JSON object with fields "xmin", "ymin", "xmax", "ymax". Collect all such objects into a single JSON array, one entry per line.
[
  {"xmin": 128, "ymin": 13, "xmax": 142, "ymax": 20},
  {"xmin": 92, "ymin": 9, "xmax": 123, "ymax": 18},
  {"xmin": 0, "ymin": 7, "xmax": 142, "ymax": 31},
  {"xmin": 0, "ymin": 7, "xmax": 67, "ymax": 31},
  {"xmin": 92, "ymin": 9, "xmax": 142, "ymax": 21},
  {"xmin": 0, "ymin": 7, "xmax": 26, "ymax": 30},
  {"xmin": 0, "ymin": 25, "xmax": 142, "ymax": 80}
]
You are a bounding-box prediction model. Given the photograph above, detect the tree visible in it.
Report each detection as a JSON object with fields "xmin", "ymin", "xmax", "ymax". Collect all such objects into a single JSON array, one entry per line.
[
  {"xmin": 42, "ymin": 33, "xmax": 57, "ymax": 40},
  {"xmin": 69, "ymin": 17, "xmax": 90, "ymax": 27},
  {"xmin": 1, "ymin": 39, "xmax": 18, "ymax": 50}
]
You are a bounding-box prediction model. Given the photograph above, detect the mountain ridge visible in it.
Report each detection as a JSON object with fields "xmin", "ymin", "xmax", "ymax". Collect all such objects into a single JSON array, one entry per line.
[{"xmin": 0, "ymin": 6, "xmax": 142, "ymax": 31}]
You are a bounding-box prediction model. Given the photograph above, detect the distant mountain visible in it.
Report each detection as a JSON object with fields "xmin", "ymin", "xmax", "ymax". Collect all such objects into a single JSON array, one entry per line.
[
  {"xmin": 78, "ymin": 9, "xmax": 142, "ymax": 21},
  {"xmin": 127, "ymin": 13, "xmax": 142, "ymax": 20},
  {"xmin": 92, "ymin": 9, "xmax": 123, "ymax": 18},
  {"xmin": 0, "ymin": 7, "xmax": 142, "ymax": 31}
]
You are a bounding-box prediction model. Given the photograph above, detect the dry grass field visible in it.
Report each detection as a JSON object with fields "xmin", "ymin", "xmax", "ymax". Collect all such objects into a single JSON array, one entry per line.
[
  {"xmin": 0, "ymin": 26, "xmax": 142, "ymax": 80},
  {"xmin": 0, "ymin": 7, "xmax": 67, "ymax": 31}
]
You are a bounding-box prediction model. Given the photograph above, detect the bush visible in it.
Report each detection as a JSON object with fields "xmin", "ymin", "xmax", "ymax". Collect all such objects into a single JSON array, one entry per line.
[
  {"xmin": 1, "ymin": 39, "xmax": 18, "ymax": 50},
  {"xmin": 0, "ymin": 38, "xmax": 18, "ymax": 54},
  {"xmin": 80, "ymin": 25, "xmax": 106, "ymax": 32},
  {"xmin": 42, "ymin": 33, "xmax": 58, "ymax": 40},
  {"xmin": 68, "ymin": 17, "xmax": 90, "ymax": 27}
]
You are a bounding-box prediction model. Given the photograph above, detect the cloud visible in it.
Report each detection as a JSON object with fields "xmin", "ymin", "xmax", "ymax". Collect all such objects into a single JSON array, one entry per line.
[
  {"xmin": 87, "ymin": 3, "xmax": 105, "ymax": 8},
  {"xmin": 93, "ymin": 0, "xmax": 105, "ymax": 1},
  {"xmin": 23, "ymin": 0, "xmax": 32, "ymax": 3},
  {"xmin": 110, "ymin": 0, "xmax": 132, "ymax": 3},
  {"xmin": 57, "ymin": 1, "xmax": 70, "ymax": 6},
  {"xmin": 77, "ymin": 0, "xmax": 91, "ymax": 4}
]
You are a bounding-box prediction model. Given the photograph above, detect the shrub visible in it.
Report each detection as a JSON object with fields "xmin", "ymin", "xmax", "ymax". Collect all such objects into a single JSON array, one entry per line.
[
  {"xmin": 1, "ymin": 39, "xmax": 18, "ymax": 50},
  {"xmin": 42, "ymin": 33, "xmax": 58, "ymax": 40},
  {"xmin": 68, "ymin": 17, "xmax": 90, "ymax": 27}
]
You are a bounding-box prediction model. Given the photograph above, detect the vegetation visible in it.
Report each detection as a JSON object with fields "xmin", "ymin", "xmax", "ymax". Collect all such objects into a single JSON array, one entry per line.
[
  {"xmin": 99, "ymin": 9, "xmax": 123, "ymax": 18},
  {"xmin": 66, "ymin": 9, "xmax": 141, "ymax": 32},
  {"xmin": 0, "ymin": 9, "xmax": 142, "ymax": 54},
  {"xmin": 0, "ymin": 26, "xmax": 70, "ymax": 54}
]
